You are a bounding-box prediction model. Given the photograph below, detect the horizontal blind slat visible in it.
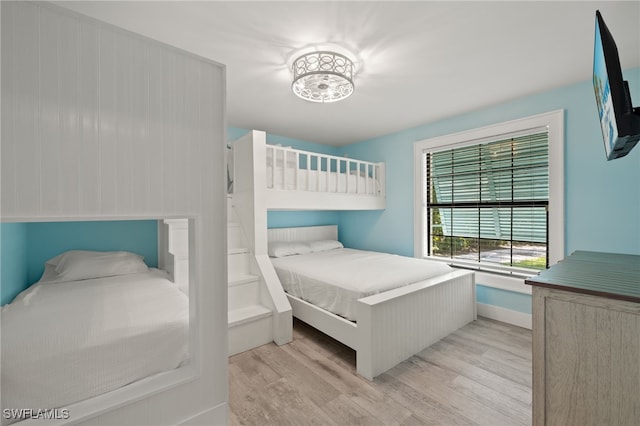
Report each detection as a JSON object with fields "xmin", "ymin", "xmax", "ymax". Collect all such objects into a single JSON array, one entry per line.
[{"xmin": 428, "ymin": 131, "xmax": 548, "ymax": 246}]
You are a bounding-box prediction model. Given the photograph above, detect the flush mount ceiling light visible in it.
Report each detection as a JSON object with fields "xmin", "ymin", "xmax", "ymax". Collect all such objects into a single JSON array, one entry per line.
[{"xmin": 291, "ymin": 50, "xmax": 355, "ymax": 103}]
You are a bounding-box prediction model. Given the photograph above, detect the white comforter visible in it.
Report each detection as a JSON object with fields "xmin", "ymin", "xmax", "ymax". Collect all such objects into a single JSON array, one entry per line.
[
  {"xmin": 271, "ymin": 248, "xmax": 452, "ymax": 321},
  {"xmin": 1, "ymin": 269, "xmax": 188, "ymax": 424}
]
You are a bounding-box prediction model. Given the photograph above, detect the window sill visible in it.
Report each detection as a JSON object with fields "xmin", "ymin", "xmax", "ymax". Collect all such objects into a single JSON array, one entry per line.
[{"xmin": 422, "ymin": 256, "xmax": 536, "ymax": 295}]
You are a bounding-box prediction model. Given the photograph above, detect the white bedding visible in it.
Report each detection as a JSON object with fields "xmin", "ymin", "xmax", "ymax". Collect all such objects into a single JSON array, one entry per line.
[
  {"xmin": 271, "ymin": 248, "xmax": 452, "ymax": 321},
  {"xmin": 1, "ymin": 269, "xmax": 188, "ymax": 424}
]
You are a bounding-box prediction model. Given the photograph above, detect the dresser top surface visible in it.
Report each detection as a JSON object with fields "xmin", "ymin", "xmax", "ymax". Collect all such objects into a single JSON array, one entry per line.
[{"xmin": 525, "ymin": 251, "xmax": 640, "ymax": 303}]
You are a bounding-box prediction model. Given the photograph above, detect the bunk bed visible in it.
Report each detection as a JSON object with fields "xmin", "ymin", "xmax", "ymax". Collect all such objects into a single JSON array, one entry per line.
[
  {"xmin": 229, "ymin": 130, "xmax": 475, "ymax": 380},
  {"xmin": 230, "ymin": 130, "xmax": 385, "ymax": 211},
  {"xmin": 268, "ymin": 225, "xmax": 476, "ymax": 380},
  {"xmin": 1, "ymin": 247, "xmax": 189, "ymax": 425}
]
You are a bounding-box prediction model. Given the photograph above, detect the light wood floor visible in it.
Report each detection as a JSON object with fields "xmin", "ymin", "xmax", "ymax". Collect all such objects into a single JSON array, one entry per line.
[{"xmin": 229, "ymin": 317, "xmax": 532, "ymax": 426}]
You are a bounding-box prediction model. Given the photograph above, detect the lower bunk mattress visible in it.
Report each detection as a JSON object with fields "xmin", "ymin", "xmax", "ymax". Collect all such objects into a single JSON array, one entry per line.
[
  {"xmin": 1, "ymin": 269, "xmax": 188, "ymax": 424},
  {"xmin": 271, "ymin": 248, "xmax": 453, "ymax": 321}
]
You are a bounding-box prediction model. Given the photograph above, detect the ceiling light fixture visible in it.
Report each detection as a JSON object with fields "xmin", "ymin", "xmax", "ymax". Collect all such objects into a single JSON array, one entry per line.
[{"xmin": 291, "ymin": 50, "xmax": 355, "ymax": 103}]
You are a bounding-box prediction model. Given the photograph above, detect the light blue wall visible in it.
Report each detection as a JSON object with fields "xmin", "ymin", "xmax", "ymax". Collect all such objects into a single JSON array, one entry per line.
[
  {"xmin": 337, "ymin": 67, "xmax": 640, "ymax": 314},
  {"xmin": 0, "ymin": 220, "xmax": 158, "ymax": 305},
  {"xmin": 476, "ymin": 285, "xmax": 532, "ymax": 315},
  {"xmin": 339, "ymin": 67, "xmax": 640, "ymax": 258},
  {"xmin": 228, "ymin": 127, "xmax": 339, "ymax": 156},
  {"xmin": 227, "ymin": 69, "xmax": 640, "ymax": 317},
  {"xmin": 1, "ymin": 223, "xmax": 29, "ymax": 305}
]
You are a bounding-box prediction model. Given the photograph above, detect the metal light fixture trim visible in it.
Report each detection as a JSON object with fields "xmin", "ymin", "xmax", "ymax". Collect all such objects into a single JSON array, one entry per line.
[{"xmin": 291, "ymin": 51, "xmax": 355, "ymax": 103}]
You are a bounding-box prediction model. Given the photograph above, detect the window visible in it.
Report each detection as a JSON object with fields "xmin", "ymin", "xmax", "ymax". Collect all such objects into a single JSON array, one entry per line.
[{"xmin": 413, "ymin": 111, "xmax": 564, "ymax": 276}]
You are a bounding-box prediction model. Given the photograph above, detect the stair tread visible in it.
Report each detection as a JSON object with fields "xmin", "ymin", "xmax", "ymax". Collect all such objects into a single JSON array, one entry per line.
[
  {"xmin": 228, "ymin": 274, "xmax": 259, "ymax": 286},
  {"xmin": 228, "ymin": 304, "xmax": 272, "ymax": 326},
  {"xmin": 228, "ymin": 247, "xmax": 249, "ymax": 255}
]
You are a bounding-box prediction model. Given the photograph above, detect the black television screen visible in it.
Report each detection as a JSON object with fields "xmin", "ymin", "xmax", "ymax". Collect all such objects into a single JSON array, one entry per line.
[{"xmin": 593, "ymin": 10, "xmax": 640, "ymax": 160}]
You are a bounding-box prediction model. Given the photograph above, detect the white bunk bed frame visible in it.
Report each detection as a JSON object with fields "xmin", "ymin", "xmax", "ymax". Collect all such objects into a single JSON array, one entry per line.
[
  {"xmin": 231, "ymin": 130, "xmax": 385, "ymax": 211},
  {"xmin": 268, "ymin": 225, "xmax": 477, "ymax": 380},
  {"xmin": 231, "ymin": 130, "xmax": 475, "ymax": 379},
  {"xmin": 228, "ymin": 130, "xmax": 386, "ymax": 348}
]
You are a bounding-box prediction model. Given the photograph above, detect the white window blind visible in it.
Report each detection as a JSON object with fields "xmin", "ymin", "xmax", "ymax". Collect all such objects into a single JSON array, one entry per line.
[{"xmin": 426, "ymin": 131, "xmax": 549, "ymax": 270}]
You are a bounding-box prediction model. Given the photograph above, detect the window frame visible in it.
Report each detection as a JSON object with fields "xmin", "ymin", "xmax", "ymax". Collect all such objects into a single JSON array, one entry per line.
[{"xmin": 413, "ymin": 110, "xmax": 564, "ymax": 278}]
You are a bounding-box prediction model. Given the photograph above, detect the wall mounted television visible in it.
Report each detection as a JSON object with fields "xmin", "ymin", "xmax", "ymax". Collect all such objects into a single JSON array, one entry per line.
[{"xmin": 593, "ymin": 10, "xmax": 640, "ymax": 160}]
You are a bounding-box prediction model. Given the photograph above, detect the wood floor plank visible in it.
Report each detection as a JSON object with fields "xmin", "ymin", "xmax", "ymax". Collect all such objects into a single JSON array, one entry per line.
[
  {"xmin": 229, "ymin": 317, "xmax": 532, "ymax": 426},
  {"xmin": 252, "ymin": 342, "xmax": 342, "ymax": 408},
  {"xmin": 374, "ymin": 372, "xmax": 480, "ymax": 426},
  {"xmin": 323, "ymin": 394, "xmax": 387, "ymax": 426},
  {"xmin": 281, "ymin": 326, "xmax": 416, "ymax": 425},
  {"xmin": 449, "ymin": 374, "xmax": 531, "ymax": 425},
  {"xmin": 435, "ymin": 336, "xmax": 532, "ymax": 388},
  {"xmin": 385, "ymin": 357, "xmax": 522, "ymax": 426},
  {"xmin": 417, "ymin": 344, "xmax": 532, "ymax": 405}
]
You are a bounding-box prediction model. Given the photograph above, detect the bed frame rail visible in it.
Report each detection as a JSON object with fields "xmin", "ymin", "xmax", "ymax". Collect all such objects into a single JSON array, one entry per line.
[
  {"xmin": 232, "ymin": 130, "xmax": 385, "ymax": 211},
  {"xmin": 356, "ymin": 269, "xmax": 476, "ymax": 380},
  {"xmin": 266, "ymin": 144, "xmax": 385, "ymax": 196}
]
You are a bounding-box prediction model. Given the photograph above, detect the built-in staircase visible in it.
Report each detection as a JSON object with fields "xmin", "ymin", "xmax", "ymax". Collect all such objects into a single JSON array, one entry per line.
[
  {"xmin": 226, "ymin": 133, "xmax": 293, "ymax": 354},
  {"xmin": 227, "ymin": 195, "xmax": 275, "ymax": 356}
]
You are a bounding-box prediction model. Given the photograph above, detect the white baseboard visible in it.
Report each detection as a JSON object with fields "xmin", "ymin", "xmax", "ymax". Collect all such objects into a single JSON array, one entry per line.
[
  {"xmin": 476, "ymin": 302, "xmax": 532, "ymax": 330},
  {"xmin": 178, "ymin": 402, "xmax": 227, "ymax": 426}
]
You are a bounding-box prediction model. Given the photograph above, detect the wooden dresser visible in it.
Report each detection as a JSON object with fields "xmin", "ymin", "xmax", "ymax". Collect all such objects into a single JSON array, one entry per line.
[{"xmin": 525, "ymin": 251, "xmax": 640, "ymax": 426}]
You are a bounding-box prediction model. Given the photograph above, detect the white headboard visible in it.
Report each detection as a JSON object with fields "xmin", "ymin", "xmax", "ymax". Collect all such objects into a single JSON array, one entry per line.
[{"xmin": 268, "ymin": 225, "xmax": 338, "ymax": 243}]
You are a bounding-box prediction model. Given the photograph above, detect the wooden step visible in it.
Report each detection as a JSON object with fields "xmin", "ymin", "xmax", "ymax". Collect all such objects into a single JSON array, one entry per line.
[
  {"xmin": 228, "ymin": 277, "xmax": 260, "ymax": 311},
  {"xmin": 228, "ymin": 274, "xmax": 259, "ymax": 287},
  {"xmin": 228, "ymin": 247, "xmax": 249, "ymax": 255},
  {"xmin": 228, "ymin": 251, "xmax": 252, "ymax": 278},
  {"xmin": 228, "ymin": 304, "xmax": 274, "ymax": 355},
  {"xmin": 228, "ymin": 304, "xmax": 272, "ymax": 328}
]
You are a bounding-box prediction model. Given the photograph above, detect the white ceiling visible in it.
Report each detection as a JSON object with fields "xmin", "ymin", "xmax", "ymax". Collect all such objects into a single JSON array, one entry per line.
[{"xmin": 55, "ymin": 1, "xmax": 640, "ymax": 146}]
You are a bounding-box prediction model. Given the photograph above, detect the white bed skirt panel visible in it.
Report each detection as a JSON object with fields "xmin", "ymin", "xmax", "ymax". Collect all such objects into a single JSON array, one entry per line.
[
  {"xmin": 356, "ymin": 270, "xmax": 476, "ymax": 379},
  {"xmin": 286, "ymin": 269, "xmax": 475, "ymax": 380}
]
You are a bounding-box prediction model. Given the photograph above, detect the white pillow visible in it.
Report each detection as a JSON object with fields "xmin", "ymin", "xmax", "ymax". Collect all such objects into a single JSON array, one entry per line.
[
  {"xmin": 268, "ymin": 241, "xmax": 312, "ymax": 258},
  {"xmin": 46, "ymin": 250, "xmax": 148, "ymax": 282},
  {"xmin": 308, "ymin": 240, "xmax": 344, "ymax": 252},
  {"xmin": 38, "ymin": 263, "xmax": 61, "ymax": 283}
]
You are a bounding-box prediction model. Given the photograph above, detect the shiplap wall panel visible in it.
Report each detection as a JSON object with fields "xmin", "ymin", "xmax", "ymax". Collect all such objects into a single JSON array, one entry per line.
[
  {"xmin": 59, "ymin": 12, "xmax": 81, "ymax": 213},
  {"xmin": 147, "ymin": 44, "xmax": 164, "ymax": 214},
  {"xmin": 1, "ymin": 4, "xmax": 16, "ymax": 214},
  {"xmin": 12, "ymin": 3, "xmax": 41, "ymax": 216},
  {"xmin": 39, "ymin": 7, "xmax": 63, "ymax": 215},
  {"xmin": 114, "ymin": 30, "xmax": 135, "ymax": 216},
  {"xmin": 130, "ymin": 36, "xmax": 150, "ymax": 215},
  {"xmin": 1, "ymin": 2, "xmax": 227, "ymax": 425},
  {"xmin": 99, "ymin": 28, "xmax": 118, "ymax": 216},
  {"xmin": 78, "ymin": 21, "xmax": 102, "ymax": 215},
  {"xmin": 1, "ymin": 5, "xmax": 232, "ymax": 220}
]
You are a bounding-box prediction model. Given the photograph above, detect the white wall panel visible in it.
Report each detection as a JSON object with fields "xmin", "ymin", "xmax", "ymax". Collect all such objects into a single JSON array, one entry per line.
[
  {"xmin": 130, "ymin": 35, "xmax": 151, "ymax": 215},
  {"xmin": 59, "ymin": 12, "xmax": 81, "ymax": 213},
  {"xmin": 39, "ymin": 6, "xmax": 63, "ymax": 215},
  {"xmin": 113, "ymin": 30, "xmax": 135, "ymax": 216},
  {"xmin": 11, "ymin": 2, "xmax": 41, "ymax": 217},
  {"xmin": 1, "ymin": 2, "xmax": 227, "ymax": 425},
  {"xmin": 78, "ymin": 21, "xmax": 102, "ymax": 215},
  {"xmin": 0, "ymin": 2, "xmax": 16, "ymax": 214},
  {"xmin": 98, "ymin": 28, "xmax": 118, "ymax": 216},
  {"xmin": 147, "ymin": 44, "xmax": 166, "ymax": 214}
]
